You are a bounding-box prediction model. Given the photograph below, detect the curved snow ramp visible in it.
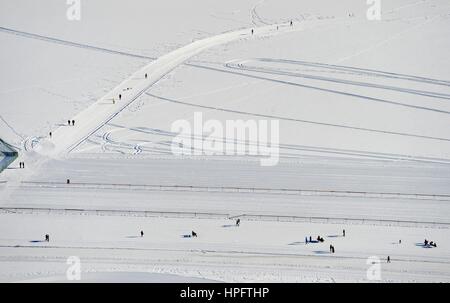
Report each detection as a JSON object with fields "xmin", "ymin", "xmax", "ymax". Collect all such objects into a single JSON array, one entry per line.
[
  {"xmin": 47, "ymin": 23, "xmax": 303, "ymax": 156},
  {"xmin": 0, "ymin": 139, "xmax": 18, "ymax": 173}
]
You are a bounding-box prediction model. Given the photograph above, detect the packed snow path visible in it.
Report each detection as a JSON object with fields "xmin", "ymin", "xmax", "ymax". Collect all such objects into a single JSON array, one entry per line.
[{"xmin": 43, "ymin": 22, "xmax": 309, "ymax": 157}]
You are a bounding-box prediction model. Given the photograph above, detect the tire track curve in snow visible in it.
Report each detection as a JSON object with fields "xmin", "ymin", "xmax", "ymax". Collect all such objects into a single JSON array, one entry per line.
[{"xmin": 37, "ymin": 21, "xmax": 312, "ymax": 157}]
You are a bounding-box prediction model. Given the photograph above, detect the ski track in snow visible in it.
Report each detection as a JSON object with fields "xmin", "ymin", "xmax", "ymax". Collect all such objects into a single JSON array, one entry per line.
[
  {"xmin": 38, "ymin": 21, "xmax": 310, "ymax": 158},
  {"xmin": 146, "ymin": 91, "xmax": 450, "ymax": 144},
  {"xmin": 2, "ymin": 1, "xmax": 450, "ymax": 282}
]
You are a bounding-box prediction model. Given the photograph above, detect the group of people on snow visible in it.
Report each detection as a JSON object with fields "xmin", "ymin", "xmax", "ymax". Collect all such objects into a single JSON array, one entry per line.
[{"xmin": 424, "ymin": 239, "xmax": 437, "ymax": 247}]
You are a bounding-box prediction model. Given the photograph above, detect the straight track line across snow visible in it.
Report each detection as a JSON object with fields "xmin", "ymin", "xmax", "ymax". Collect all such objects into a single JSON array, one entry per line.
[
  {"xmin": 0, "ymin": 26, "xmax": 155, "ymax": 60},
  {"xmin": 1, "ymin": 207, "xmax": 448, "ymax": 228},
  {"xmin": 0, "ymin": 244, "xmax": 447, "ymax": 265},
  {"xmin": 19, "ymin": 180, "xmax": 450, "ymax": 201}
]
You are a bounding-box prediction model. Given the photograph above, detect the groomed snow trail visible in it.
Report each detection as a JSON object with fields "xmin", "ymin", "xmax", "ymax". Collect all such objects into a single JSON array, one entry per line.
[{"xmin": 43, "ymin": 22, "xmax": 309, "ymax": 157}]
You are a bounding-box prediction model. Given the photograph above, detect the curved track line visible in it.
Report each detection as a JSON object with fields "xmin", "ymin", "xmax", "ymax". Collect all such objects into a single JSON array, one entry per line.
[{"xmin": 42, "ymin": 22, "xmax": 306, "ymax": 157}]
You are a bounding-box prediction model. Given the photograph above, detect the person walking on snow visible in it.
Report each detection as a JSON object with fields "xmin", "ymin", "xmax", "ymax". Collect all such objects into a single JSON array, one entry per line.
[
  {"xmin": 236, "ymin": 219, "xmax": 240, "ymax": 227},
  {"xmin": 387, "ymin": 256, "xmax": 391, "ymax": 263},
  {"xmin": 343, "ymin": 229, "xmax": 346, "ymax": 237},
  {"xmin": 140, "ymin": 230, "xmax": 144, "ymax": 237}
]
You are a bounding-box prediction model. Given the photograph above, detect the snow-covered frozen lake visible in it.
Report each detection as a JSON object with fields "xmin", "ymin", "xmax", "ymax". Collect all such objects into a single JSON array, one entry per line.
[{"xmin": 1, "ymin": 0, "xmax": 449, "ymax": 282}]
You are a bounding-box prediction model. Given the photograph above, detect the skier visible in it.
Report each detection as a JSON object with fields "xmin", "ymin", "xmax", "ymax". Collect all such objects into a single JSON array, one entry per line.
[
  {"xmin": 290, "ymin": 20, "xmax": 293, "ymax": 26},
  {"xmin": 305, "ymin": 237, "xmax": 308, "ymax": 244},
  {"xmin": 399, "ymin": 239, "xmax": 402, "ymax": 244},
  {"xmin": 309, "ymin": 236, "xmax": 312, "ymax": 243},
  {"xmin": 145, "ymin": 73, "xmax": 148, "ymax": 79},
  {"xmin": 67, "ymin": 179, "xmax": 70, "ymax": 184},
  {"xmin": 236, "ymin": 219, "xmax": 240, "ymax": 227},
  {"xmin": 22, "ymin": 162, "xmax": 25, "ymax": 169},
  {"xmin": 45, "ymin": 234, "xmax": 49, "ymax": 242},
  {"xmin": 343, "ymin": 229, "xmax": 346, "ymax": 237},
  {"xmin": 72, "ymin": 120, "xmax": 75, "ymax": 126},
  {"xmin": 49, "ymin": 132, "xmax": 52, "ymax": 138},
  {"xmin": 119, "ymin": 94, "xmax": 122, "ymax": 100},
  {"xmin": 251, "ymin": 29, "xmax": 254, "ymax": 35},
  {"xmin": 424, "ymin": 239, "xmax": 429, "ymax": 246},
  {"xmin": 140, "ymin": 230, "xmax": 144, "ymax": 237},
  {"xmin": 329, "ymin": 245, "xmax": 333, "ymax": 253},
  {"xmin": 191, "ymin": 231, "xmax": 197, "ymax": 237},
  {"xmin": 387, "ymin": 256, "xmax": 391, "ymax": 263},
  {"xmin": 68, "ymin": 120, "xmax": 71, "ymax": 126}
]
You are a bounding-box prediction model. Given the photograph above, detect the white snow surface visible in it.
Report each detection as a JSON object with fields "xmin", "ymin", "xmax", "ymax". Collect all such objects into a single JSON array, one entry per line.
[{"xmin": 1, "ymin": 0, "xmax": 450, "ymax": 282}]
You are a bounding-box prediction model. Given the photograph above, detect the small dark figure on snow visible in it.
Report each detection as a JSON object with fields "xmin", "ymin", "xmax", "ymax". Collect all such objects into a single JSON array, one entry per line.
[
  {"xmin": 343, "ymin": 229, "xmax": 346, "ymax": 237},
  {"xmin": 49, "ymin": 132, "xmax": 52, "ymax": 138},
  {"xmin": 45, "ymin": 234, "xmax": 50, "ymax": 242},
  {"xmin": 329, "ymin": 245, "xmax": 335, "ymax": 253},
  {"xmin": 145, "ymin": 73, "xmax": 148, "ymax": 79},
  {"xmin": 191, "ymin": 231, "xmax": 197, "ymax": 237},
  {"xmin": 290, "ymin": 20, "xmax": 293, "ymax": 26},
  {"xmin": 68, "ymin": 120, "xmax": 71, "ymax": 126},
  {"xmin": 309, "ymin": 236, "xmax": 312, "ymax": 242},
  {"xmin": 424, "ymin": 239, "xmax": 429, "ymax": 246},
  {"xmin": 72, "ymin": 120, "xmax": 75, "ymax": 126},
  {"xmin": 119, "ymin": 94, "xmax": 122, "ymax": 100},
  {"xmin": 67, "ymin": 179, "xmax": 70, "ymax": 184},
  {"xmin": 399, "ymin": 239, "xmax": 401, "ymax": 244},
  {"xmin": 387, "ymin": 256, "xmax": 391, "ymax": 263},
  {"xmin": 140, "ymin": 230, "xmax": 144, "ymax": 237},
  {"xmin": 305, "ymin": 237, "xmax": 308, "ymax": 244},
  {"xmin": 251, "ymin": 29, "xmax": 254, "ymax": 35},
  {"xmin": 236, "ymin": 219, "xmax": 240, "ymax": 227}
]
